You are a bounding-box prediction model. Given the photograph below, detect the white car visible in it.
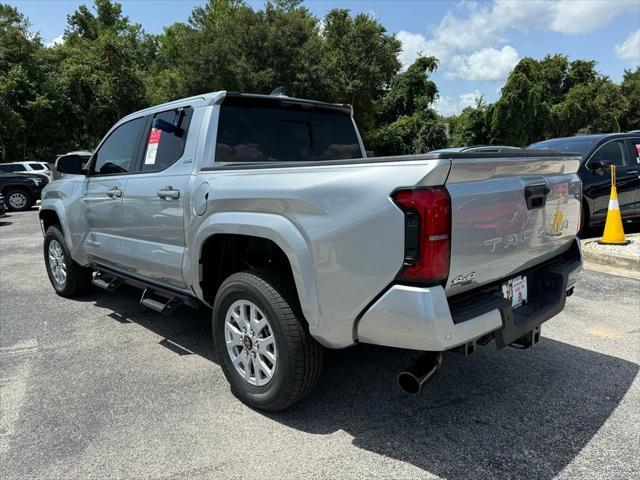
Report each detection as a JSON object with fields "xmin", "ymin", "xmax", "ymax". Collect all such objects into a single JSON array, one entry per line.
[{"xmin": 0, "ymin": 161, "xmax": 53, "ymax": 181}]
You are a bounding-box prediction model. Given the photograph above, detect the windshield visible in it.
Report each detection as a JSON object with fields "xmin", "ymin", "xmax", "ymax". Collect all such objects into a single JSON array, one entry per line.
[{"xmin": 527, "ymin": 137, "xmax": 600, "ymax": 156}]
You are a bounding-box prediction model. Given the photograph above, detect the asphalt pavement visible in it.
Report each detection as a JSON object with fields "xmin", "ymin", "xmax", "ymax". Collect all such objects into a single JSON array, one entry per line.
[{"xmin": 1, "ymin": 209, "xmax": 639, "ymax": 479}]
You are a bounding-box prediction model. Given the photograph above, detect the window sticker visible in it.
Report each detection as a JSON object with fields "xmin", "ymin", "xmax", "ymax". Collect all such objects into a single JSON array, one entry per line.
[{"xmin": 145, "ymin": 128, "xmax": 162, "ymax": 165}]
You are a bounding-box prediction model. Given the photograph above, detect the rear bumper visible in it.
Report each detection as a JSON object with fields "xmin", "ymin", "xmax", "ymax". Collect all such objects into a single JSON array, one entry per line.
[{"xmin": 356, "ymin": 237, "xmax": 583, "ymax": 351}]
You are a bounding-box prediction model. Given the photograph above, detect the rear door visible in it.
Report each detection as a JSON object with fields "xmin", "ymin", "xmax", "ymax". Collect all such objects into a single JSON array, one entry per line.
[
  {"xmin": 81, "ymin": 117, "xmax": 146, "ymax": 267},
  {"xmin": 584, "ymin": 139, "xmax": 638, "ymax": 222},
  {"xmin": 444, "ymin": 154, "xmax": 582, "ymax": 295},
  {"xmin": 119, "ymin": 103, "xmax": 200, "ymax": 289}
]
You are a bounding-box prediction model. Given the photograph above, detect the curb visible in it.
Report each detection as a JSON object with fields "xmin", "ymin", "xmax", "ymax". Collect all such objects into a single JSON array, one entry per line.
[{"xmin": 582, "ymin": 247, "xmax": 640, "ymax": 273}]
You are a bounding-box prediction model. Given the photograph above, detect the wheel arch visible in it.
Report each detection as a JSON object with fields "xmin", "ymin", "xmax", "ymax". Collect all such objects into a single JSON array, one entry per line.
[
  {"xmin": 190, "ymin": 212, "xmax": 320, "ymax": 328},
  {"xmin": 39, "ymin": 208, "xmax": 62, "ymax": 232},
  {"xmin": 39, "ymin": 202, "xmax": 74, "ymax": 253}
]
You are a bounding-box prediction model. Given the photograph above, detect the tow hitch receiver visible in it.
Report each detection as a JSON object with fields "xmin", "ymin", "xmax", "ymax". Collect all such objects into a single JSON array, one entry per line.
[{"xmin": 510, "ymin": 326, "xmax": 541, "ymax": 349}]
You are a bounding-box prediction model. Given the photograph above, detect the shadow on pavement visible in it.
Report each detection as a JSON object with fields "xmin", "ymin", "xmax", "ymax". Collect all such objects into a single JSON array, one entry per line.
[{"xmin": 82, "ymin": 285, "xmax": 638, "ymax": 479}]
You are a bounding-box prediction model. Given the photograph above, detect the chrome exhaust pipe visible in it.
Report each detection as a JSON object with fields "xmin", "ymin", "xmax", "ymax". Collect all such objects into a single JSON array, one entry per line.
[{"xmin": 398, "ymin": 352, "xmax": 442, "ymax": 394}]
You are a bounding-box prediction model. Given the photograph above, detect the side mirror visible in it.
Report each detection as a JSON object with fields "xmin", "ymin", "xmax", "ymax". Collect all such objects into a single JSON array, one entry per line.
[
  {"xmin": 55, "ymin": 155, "xmax": 86, "ymax": 175},
  {"xmin": 589, "ymin": 159, "xmax": 611, "ymax": 173}
]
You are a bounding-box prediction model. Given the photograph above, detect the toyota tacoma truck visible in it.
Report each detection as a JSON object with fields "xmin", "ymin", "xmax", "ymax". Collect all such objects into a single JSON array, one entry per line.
[{"xmin": 40, "ymin": 91, "xmax": 583, "ymax": 410}]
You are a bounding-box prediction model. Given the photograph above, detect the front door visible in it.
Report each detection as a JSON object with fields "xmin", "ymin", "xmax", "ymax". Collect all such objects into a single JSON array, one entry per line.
[
  {"xmin": 583, "ymin": 139, "xmax": 639, "ymax": 223},
  {"xmin": 82, "ymin": 116, "xmax": 146, "ymax": 268},
  {"xmin": 119, "ymin": 105, "xmax": 199, "ymax": 290}
]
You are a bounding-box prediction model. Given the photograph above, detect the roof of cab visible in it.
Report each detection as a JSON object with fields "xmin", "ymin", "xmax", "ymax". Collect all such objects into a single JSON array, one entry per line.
[{"xmin": 118, "ymin": 90, "xmax": 353, "ymax": 125}]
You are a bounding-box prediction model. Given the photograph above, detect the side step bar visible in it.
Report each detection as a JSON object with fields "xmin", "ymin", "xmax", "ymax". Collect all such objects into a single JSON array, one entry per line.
[
  {"xmin": 92, "ymin": 273, "xmax": 122, "ymax": 292},
  {"xmin": 90, "ymin": 263, "xmax": 201, "ymax": 310},
  {"xmin": 140, "ymin": 289, "xmax": 182, "ymax": 315}
]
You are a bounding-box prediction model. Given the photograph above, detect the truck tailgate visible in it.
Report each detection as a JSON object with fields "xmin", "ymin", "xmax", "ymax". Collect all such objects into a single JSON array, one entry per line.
[{"xmin": 444, "ymin": 154, "xmax": 582, "ymax": 295}]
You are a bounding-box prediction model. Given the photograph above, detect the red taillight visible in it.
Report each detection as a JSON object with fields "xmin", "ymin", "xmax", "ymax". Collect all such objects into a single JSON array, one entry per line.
[{"xmin": 392, "ymin": 187, "xmax": 451, "ymax": 283}]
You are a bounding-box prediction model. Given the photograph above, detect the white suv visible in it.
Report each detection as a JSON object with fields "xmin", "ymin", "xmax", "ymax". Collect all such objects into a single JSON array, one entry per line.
[{"xmin": 0, "ymin": 162, "xmax": 53, "ymax": 180}]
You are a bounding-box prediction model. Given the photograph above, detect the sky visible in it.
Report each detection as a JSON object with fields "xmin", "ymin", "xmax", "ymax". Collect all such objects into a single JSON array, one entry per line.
[{"xmin": 8, "ymin": 0, "xmax": 640, "ymax": 115}]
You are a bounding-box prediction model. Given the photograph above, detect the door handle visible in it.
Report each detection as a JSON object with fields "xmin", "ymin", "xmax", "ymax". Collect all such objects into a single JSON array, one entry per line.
[
  {"xmin": 157, "ymin": 186, "xmax": 180, "ymax": 200},
  {"xmin": 524, "ymin": 184, "xmax": 550, "ymax": 210},
  {"xmin": 106, "ymin": 187, "xmax": 122, "ymax": 199}
]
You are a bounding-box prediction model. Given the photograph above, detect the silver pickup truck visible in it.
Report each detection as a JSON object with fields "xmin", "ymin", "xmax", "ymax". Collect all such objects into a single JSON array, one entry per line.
[{"xmin": 41, "ymin": 91, "xmax": 583, "ymax": 410}]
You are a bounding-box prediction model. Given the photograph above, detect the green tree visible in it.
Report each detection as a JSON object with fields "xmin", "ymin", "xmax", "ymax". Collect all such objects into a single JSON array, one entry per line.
[
  {"xmin": 318, "ymin": 8, "xmax": 400, "ymax": 130},
  {"xmin": 148, "ymin": 0, "xmax": 323, "ymax": 103},
  {"xmin": 52, "ymin": 0, "xmax": 155, "ymax": 149},
  {"xmin": 448, "ymin": 95, "xmax": 492, "ymax": 147},
  {"xmin": 366, "ymin": 57, "xmax": 446, "ymax": 155},
  {"xmin": 620, "ymin": 67, "xmax": 640, "ymax": 131},
  {"xmin": 0, "ymin": 4, "xmax": 56, "ymax": 161},
  {"xmin": 492, "ymin": 55, "xmax": 627, "ymax": 146}
]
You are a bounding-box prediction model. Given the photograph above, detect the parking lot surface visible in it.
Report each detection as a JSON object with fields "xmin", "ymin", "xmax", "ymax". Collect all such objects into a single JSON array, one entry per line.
[{"xmin": 1, "ymin": 210, "xmax": 639, "ymax": 479}]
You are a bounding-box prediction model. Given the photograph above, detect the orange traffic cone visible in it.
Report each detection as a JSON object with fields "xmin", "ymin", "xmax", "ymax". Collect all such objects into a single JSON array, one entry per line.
[{"xmin": 599, "ymin": 165, "xmax": 630, "ymax": 245}]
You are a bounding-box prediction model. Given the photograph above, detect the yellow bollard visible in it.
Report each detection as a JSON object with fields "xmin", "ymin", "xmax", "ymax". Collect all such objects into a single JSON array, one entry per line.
[{"xmin": 599, "ymin": 165, "xmax": 630, "ymax": 245}]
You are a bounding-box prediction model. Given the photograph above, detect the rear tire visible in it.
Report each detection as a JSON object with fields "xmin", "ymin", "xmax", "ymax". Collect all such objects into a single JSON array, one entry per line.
[
  {"xmin": 5, "ymin": 189, "xmax": 33, "ymax": 211},
  {"xmin": 579, "ymin": 203, "xmax": 590, "ymax": 236},
  {"xmin": 212, "ymin": 270, "xmax": 323, "ymax": 411},
  {"xmin": 44, "ymin": 225, "xmax": 93, "ymax": 297}
]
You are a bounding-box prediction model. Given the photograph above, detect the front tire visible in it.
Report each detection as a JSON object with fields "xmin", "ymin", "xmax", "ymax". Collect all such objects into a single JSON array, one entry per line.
[
  {"xmin": 5, "ymin": 189, "xmax": 33, "ymax": 211},
  {"xmin": 212, "ymin": 270, "xmax": 323, "ymax": 411},
  {"xmin": 579, "ymin": 203, "xmax": 590, "ymax": 236},
  {"xmin": 44, "ymin": 226, "xmax": 92, "ymax": 297}
]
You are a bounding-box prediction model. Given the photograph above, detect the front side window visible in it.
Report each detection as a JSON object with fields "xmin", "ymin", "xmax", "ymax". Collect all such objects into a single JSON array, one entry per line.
[
  {"xmin": 91, "ymin": 117, "xmax": 146, "ymax": 175},
  {"xmin": 215, "ymin": 103, "xmax": 361, "ymax": 163},
  {"xmin": 141, "ymin": 107, "xmax": 193, "ymax": 172},
  {"xmin": 590, "ymin": 140, "xmax": 630, "ymax": 168}
]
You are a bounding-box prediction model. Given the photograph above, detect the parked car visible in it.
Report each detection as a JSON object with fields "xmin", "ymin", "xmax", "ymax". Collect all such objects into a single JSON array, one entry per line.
[
  {"xmin": 431, "ymin": 145, "xmax": 524, "ymax": 154},
  {"xmin": 528, "ymin": 132, "xmax": 640, "ymax": 230},
  {"xmin": 0, "ymin": 161, "xmax": 53, "ymax": 181},
  {"xmin": 0, "ymin": 172, "xmax": 47, "ymax": 211},
  {"xmin": 41, "ymin": 91, "xmax": 583, "ymax": 411}
]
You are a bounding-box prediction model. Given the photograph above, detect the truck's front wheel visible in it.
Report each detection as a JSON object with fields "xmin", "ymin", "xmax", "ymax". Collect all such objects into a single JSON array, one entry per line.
[
  {"xmin": 212, "ymin": 270, "xmax": 323, "ymax": 411},
  {"xmin": 44, "ymin": 226, "xmax": 92, "ymax": 297}
]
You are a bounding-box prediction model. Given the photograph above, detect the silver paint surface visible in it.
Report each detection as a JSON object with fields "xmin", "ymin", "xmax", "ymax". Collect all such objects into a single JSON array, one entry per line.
[{"xmin": 41, "ymin": 90, "xmax": 583, "ymax": 349}]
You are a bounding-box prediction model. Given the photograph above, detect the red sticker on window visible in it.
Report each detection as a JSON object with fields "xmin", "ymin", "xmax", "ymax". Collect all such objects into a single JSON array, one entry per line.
[{"xmin": 145, "ymin": 128, "xmax": 161, "ymax": 165}]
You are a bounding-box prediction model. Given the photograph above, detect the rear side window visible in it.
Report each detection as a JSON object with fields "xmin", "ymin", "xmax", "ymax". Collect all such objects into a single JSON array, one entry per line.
[
  {"xmin": 590, "ymin": 140, "xmax": 631, "ymax": 167},
  {"xmin": 141, "ymin": 107, "xmax": 193, "ymax": 172},
  {"xmin": 0, "ymin": 164, "xmax": 26, "ymax": 172},
  {"xmin": 92, "ymin": 117, "xmax": 146, "ymax": 175},
  {"xmin": 215, "ymin": 104, "xmax": 361, "ymax": 163},
  {"xmin": 29, "ymin": 163, "xmax": 45, "ymax": 170}
]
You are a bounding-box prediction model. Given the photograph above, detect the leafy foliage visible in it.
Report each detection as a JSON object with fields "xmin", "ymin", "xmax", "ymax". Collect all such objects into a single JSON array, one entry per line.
[
  {"xmin": 366, "ymin": 56, "xmax": 446, "ymax": 155},
  {"xmin": 489, "ymin": 55, "xmax": 630, "ymax": 147},
  {"xmin": 0, "ymin": 0, "xmax": 637, "ymax": 162},
  {"xmin": 619, "ymin": 67, "xmax": 640, "ymax": 131}
]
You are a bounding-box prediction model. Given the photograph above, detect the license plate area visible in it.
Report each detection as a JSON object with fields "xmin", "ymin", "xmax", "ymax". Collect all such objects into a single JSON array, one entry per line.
[{"xmin": 502, "ymin": 275, "xmax": 528, "ymax": 309}]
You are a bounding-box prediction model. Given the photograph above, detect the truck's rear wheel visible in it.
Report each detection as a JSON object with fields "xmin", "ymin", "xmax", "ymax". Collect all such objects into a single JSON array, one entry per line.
[
  {"xmin": 212, "ymin": 270, "xmax": 322, "ymax": 411},
  {"xmin": 44, "ymin": 226, "xmax": 92, "ymax": 297}
]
